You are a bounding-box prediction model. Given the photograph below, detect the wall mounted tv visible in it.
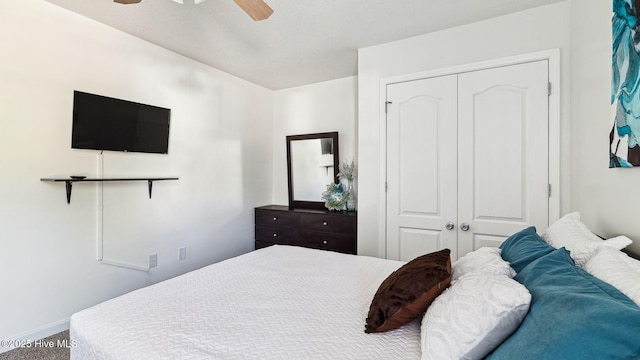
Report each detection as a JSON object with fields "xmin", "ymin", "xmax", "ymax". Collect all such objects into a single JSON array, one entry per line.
[{"xmin": 71, "ymin": 91, "xmax": 171, "ymax": 154}]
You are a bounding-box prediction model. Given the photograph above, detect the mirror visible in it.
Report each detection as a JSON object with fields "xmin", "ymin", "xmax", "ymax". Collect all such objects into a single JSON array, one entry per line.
[{"xmin": 286, "ymin": 132, "xmax": 339, "ymax": 210}]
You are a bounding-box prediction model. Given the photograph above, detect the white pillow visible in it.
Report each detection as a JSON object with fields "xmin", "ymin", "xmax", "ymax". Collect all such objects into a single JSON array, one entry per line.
[
  {"xmin": 452, "ymin": 247, "xmax": 516, "ymax": 281},
  {"xmin": 421, "ymin": 272, "xmax": 531, "ymax": 360},
  {"xmin": 584, "ymin": 247, "xmax": 640, "ymax": 307},
  {"xmin": 543, "ymin": 212, "xmax": 632, "ymax": 267}
]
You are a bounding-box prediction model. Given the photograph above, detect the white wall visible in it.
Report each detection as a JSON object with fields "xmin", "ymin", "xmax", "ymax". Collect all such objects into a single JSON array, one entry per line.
[
  {"xmin": 357, "ymin": 2, "xmax": 572, "ymax": 257},
  {"xmin": 272, "ymin": 77, "xmax": 357, "ymax": 205},
  {"xmin": 0, "ymin": 0, "xmax": 273, "ymax": 343},
  {"xmin": 570, "ymin": 0, "xmax": 640, "ymax": 255}
]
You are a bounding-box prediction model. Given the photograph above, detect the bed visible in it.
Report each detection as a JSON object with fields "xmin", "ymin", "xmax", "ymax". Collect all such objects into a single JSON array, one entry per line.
[
  {"xmin": 70, "ymin": 244, "xmax": 422, "ymax": 359},
  {"xmin": 70, "ymin": 212, "xmax": 640, "ymax": 360}
]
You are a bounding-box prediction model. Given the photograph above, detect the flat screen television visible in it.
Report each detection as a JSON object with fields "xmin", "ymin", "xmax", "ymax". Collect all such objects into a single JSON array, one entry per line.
[{"xmin": 71, "ymin": 91, "xmax": 171, "ymax": 154}]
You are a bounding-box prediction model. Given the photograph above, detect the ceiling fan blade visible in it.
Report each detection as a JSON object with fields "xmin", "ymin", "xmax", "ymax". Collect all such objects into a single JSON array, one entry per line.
[
  {"xmin": 114, "ymin": 0, "xmax": 142, "ymax": 4},
  {"xmin": 233, "ymin": 0, "xmax": 273, "ymax": 21}
]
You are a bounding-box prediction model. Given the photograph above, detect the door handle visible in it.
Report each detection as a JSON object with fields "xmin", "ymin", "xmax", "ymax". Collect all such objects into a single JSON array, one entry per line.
[
  {"xmin": 460, "ymin": 223, "xmax": 470, "ymax": 231},
  {"xmin": 445, "ymin": 222, "xmax": 455, "ymax": 230}
]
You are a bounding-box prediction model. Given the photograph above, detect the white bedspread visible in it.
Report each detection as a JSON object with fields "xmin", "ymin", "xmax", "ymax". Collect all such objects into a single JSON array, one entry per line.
[{"xmin": 70, "ymin": 245, "xmax": 421, "ymax": 359}]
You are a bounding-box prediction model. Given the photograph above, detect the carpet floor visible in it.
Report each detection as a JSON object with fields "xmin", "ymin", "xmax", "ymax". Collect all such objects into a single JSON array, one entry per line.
[{"xmin": 0, "ymin": 331, "xmax": 70, "ymax": 360}]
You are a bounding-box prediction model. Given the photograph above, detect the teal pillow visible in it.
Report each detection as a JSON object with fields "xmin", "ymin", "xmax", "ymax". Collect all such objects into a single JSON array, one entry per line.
[
  {"xmin": 488, "ymin": 248, "xmax": 640, "ymax": 359},
  {"xmin": 499, "ymin": 226, "xmax": 554, "ymax": 273}
]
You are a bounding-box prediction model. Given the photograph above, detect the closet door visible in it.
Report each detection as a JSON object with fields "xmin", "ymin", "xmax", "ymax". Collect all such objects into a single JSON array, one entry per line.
[
  {"xmin": 385, "ymin": 75, "xmax": 458, "ymax": 261},
  {"xmin": 385, "ymin": 60, "xmax": 550, "ymax": 262},
  {"xmin": 456, "ymin": 60, "xmax": 549, "ymax": 257}
]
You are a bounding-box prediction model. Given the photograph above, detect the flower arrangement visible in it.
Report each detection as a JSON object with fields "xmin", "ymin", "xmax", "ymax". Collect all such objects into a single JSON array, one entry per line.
[
  {"xmin": 321, "ymin": 160, "xmax": 357, "ymax": 211},
  {"xmin": 337, "ymin": 160, "xmax": 357, "ymax": 183}
]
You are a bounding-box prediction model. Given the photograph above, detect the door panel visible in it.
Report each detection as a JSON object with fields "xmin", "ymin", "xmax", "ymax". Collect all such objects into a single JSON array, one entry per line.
[
  {"xmin": 457, "ymin": 61, "xmax": 549, "ymax": 257},
  {"xmin": 386, "ymin": 75, "xmax": 458, "ymax": 261},
  {"xmin": 399, "ymin": 96, "xmax": 440, "ymax": 215},
  {"xmin": 398, "ymin": 228, "xmax": 443, "ymax": 261},
  {"xmin": 473, "ymin": 234, "xmax": 509, "ymax": 249},
  {"xmin": 473, "ymin": 86, "xmax": 526, "ymax": 221}
]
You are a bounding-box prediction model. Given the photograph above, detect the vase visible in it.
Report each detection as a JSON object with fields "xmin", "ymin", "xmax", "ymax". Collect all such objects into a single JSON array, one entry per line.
[{"xmin": 346, "ymin": 179, "xmax": 356, "ymax": 211}]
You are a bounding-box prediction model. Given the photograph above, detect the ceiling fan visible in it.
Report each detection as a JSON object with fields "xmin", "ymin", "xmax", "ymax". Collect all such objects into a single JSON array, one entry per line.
[{"xmin": 113, "ymin": 0, "xmax": 274, "ymax": 21}]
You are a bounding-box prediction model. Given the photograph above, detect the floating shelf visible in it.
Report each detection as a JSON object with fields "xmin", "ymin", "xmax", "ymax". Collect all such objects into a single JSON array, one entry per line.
[{"xmin": 41, "ymin": 177, "xmax": 179, "ymax": 204}]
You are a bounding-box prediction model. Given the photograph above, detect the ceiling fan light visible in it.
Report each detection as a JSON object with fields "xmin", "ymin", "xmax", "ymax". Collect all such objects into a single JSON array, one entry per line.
[
  {"xmin": 194, "ymin": 0, "xmax": 208, "ymax": 4},
  {"xmin": 172, "ymin": 0, "xmax": 184, "ymax": 3}
]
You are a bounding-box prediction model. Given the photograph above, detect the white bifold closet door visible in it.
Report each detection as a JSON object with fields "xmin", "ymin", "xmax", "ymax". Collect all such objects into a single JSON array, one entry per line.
[{"xmin": 386, "ymin": 60, "xmax": 549, "ymax": 261}]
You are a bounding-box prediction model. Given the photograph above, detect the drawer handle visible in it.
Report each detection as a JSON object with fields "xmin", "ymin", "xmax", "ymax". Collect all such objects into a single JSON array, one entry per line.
[
  {"xmin": 322, "ymin": 240, "xmax": 328, "ymax": 245},
  {"xmin": 273, "ymin": 217, "xmax": 278, "ymax": 221},
  {"xmin": 273, "ymin": 233, "xmax": 278, "ymax": 237},
  {"xmin": 322, "ymin": 221, "xmax": 328, "ymax": 226}
]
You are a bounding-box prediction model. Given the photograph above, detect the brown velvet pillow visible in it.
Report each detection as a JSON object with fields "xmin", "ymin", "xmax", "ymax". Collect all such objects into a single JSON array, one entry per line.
[{"xmin": 365, "ymin": 248, "xmax": 451, "ymax": 333}]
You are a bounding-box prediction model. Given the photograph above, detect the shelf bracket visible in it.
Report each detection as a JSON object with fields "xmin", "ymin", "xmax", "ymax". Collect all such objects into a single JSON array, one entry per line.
[
  {"xmin": 148, "ymin": 180, "xmax": 153, "ymax": 199},
  {"xmin": 65, "ymin": 181, "xmax": 73, "ymax": 204}
]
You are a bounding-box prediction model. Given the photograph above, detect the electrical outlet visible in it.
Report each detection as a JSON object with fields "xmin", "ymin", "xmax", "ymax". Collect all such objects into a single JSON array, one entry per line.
[
  {"xmin": 179, "ymin": 247, "xmax": 187, "ymax": 261},
  {"xmin": 149, "ymin": 254, "xmax": 158, "ymax": 268}
]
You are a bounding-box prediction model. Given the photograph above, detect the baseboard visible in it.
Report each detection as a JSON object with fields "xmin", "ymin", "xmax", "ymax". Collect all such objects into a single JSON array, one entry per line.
[{"xmin": 0, "ymin": 318, "xmax": 70, "ymax": 354}]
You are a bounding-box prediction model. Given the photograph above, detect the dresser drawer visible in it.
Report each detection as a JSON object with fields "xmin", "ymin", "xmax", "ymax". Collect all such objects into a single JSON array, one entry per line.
[
  {"xmin": 255, "ymin": 225, "xmax": 301, "ymax": 246},
  {"xmin": 255, "ymin": 209, "xmax": 299, "ymax": 228},
  {"xmin": 298, "ymin": 213, "xmax": 356, "ymax": 234},
  {"xmin": 300, "ymin": 230, "xmax": 356, "ymax": 254}
]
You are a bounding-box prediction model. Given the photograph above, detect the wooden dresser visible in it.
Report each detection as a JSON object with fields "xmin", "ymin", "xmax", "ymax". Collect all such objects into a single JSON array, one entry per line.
[{"xmin": 255, "ymin": 205, "xmax": 357, "ymax": 254}]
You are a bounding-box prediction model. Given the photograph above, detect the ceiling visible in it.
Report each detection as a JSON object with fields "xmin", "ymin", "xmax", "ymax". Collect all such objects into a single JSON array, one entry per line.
[{"xmin": 43, "ymin": 0, "xmax": 566, "ymax": 90}]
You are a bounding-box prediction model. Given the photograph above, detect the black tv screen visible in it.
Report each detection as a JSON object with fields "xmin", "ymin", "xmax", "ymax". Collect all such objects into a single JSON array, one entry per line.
[{"xmin": 72, "ymin": 91, "xmax": 171, "ymax": 154}]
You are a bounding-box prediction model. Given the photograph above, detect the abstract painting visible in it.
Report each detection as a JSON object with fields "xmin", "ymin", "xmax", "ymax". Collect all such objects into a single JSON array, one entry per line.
[{"xmin": 612, "ymin": 0, "xmax": 640, "ymax": 167}]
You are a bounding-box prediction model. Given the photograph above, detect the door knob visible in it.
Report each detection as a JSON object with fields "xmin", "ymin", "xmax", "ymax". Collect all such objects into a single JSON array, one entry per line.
[
  {"xmin": 460, "ymin": 223, "xmax": 470, "ymax": 231},
  {"xmin": 445, "ymin": 222, "xmax": 455, "ymax": 230}
]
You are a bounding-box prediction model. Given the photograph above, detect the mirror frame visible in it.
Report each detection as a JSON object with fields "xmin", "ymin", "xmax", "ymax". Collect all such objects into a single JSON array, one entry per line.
[{"xmin": 286, "ymin": 132, "xmax": 339, "ymax": 210}]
